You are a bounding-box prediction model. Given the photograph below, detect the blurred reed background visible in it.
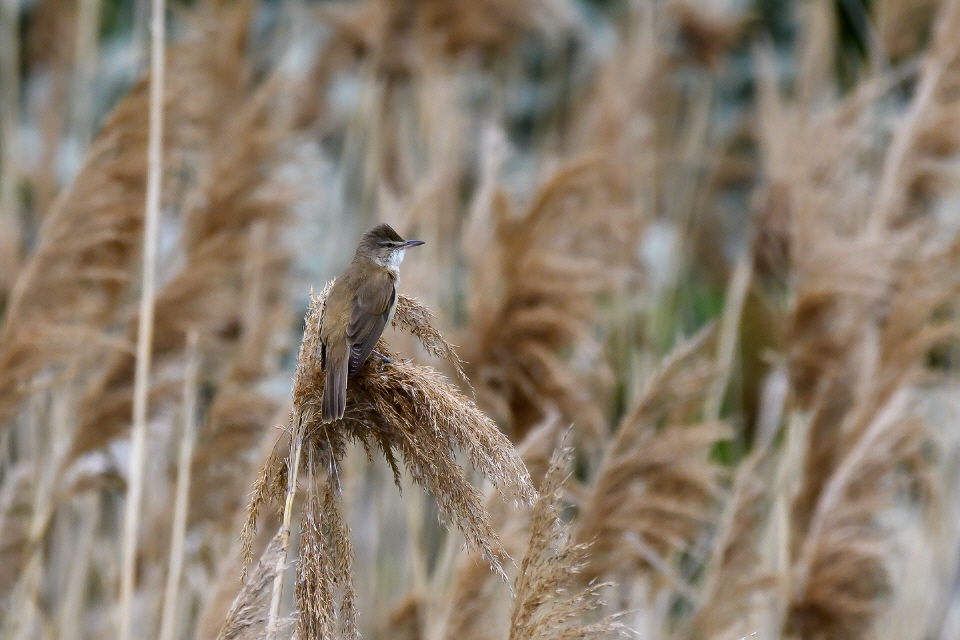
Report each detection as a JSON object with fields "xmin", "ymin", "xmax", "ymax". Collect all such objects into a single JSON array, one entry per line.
[{"xmin": 2, "ymin": 0, "xmax": 960, "ymax": 638}]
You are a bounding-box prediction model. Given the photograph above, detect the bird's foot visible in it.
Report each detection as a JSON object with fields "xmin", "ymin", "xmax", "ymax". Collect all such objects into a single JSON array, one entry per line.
[{"xmin": 372, "ymin": 350, "xmax": 393, "ymax": 371}]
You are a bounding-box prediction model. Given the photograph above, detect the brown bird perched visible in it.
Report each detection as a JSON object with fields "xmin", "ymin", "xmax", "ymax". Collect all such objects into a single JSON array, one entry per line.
[{"xmin": 320, "ymin": 223, "xmax": 424, "ymax": 423}]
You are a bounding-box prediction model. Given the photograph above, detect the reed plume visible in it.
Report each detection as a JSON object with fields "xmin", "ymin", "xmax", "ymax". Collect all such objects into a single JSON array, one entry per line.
[
  {"xmin": 216, "ymin": 530, "xmax": 288, "ymax": 640},
  {"xmin": 574, "ymin": 324, "xmax": 729, "ymax": 586},
  {"xmin": 508, "ymin": 438, "xmax": 623, "ymax": 640},
  {"xmin": 239, "ymin": 285, "xmax": 536, "ymax": 634},
  {"xmin": 0, "ymin": 3, "xmax": 256, "ymax": 434},
  {"xmin": 68, "ymin": 42, "xmax": 292, "ymax": 464},
  {"xmin": 462, "ymin": 157, "xmax": 635, "ymax": 444},
  {"xmin": 438, "ymin": 419, "xmax": 561, "ymax": 640}
]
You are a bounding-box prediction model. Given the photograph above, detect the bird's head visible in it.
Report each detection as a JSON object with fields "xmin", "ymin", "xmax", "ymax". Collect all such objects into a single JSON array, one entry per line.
[{"xmin": 357, "ymin": 223, "xmax": 425, "ymax": 270}]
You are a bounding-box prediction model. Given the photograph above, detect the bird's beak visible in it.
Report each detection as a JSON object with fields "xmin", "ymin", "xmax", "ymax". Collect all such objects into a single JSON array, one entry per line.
[{"xmin": 402, "ymin": 239, "xmax": 425, "ymax": 248}]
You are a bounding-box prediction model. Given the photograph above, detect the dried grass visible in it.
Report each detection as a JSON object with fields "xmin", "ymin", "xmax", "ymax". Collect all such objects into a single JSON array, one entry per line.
[
  {"xmin": 4, "ymin": 1, "xmax": 960, "ymax": 639},
  {"xmin": 438, "ymin": 419, "xmax": 562, "ymax": 640},
  {"xmin": 68, "ymin": 53, "xmax": 291, "ymax": 464},
  {"xmin": 238, "ymin": 286, "xmax": 536, "ymax": 632},
  {"xmin": 732, "ymin": 7, "xmax": 960, "ymax": 634},
  {"xmin": 216, "ymin": 530, "xmax": 287, "ymax": 640},
  {"xmin": 462, "ymin": 157, "xmax": 636, "ymax": 444},
  {"xmin": 574, "ymin": 324, "xmax": 729, "ymax": 585},
  {"xmin": 0, "ymin": 5, "xmax": 255, "ymax": 431},
  {"xmin": 508, "ymin": 440, "xmax": 623, "ymax": 640}
]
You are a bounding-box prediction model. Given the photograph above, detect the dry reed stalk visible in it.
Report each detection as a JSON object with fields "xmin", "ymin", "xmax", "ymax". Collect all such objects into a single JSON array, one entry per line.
[
  {"xmin": 508, "ymin": 438, "xmax": 623, "ymax": 640},
  {"xmin": 266, "ymin": 424, "xmax": 303, "ymax": 639},
  {"xmin": 69, "ymin": 0, "xmax": 101, "ymax": 150},
  {"xmin": 693, "ymin": 446, "xmax": 777, "ymax": 637},
  {"xmin": 704, "ymin": 251, "xmax": 752, "ymax": 421},
  {"xmin": 692, "ymin": 365, "xmax": 788, "ymax": 639},
  {"xmin": 239, "ymin": 286, "xmax": 536, "ymax": 635},
  {"xmin": 118, "ymin": 0, "xmax": 166, "ymax": 634},
  {"xmin": 158, "ymin": 330, "xmax": 200, "ymax": 640},
  {"xmin": 574, "ymin": 323, "xmax": 729, "ymax": 585},
  {"xmin": 56, "ymin": 493, "xmax": 100, "ymax": 640}
]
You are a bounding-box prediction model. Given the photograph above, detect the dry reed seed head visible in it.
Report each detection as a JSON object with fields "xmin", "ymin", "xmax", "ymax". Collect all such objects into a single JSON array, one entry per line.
[
  {"xmin": 509, "ymin": 437, "xmax": 624, "ymax": 640},
  {"xmin": 393, "ymin": 294, "xmax": 469, "ymax": 385},
  {"xmin": 0, "ymin": 74, "xmax": 150, "ymax": 428},
  {"xmin": 0, "ymin": 3, "xmax": 264, "ymax": 431},
  {"xmin": 462, "ymin": 157, "xmax": 640, "ymax": 445},
  {"xmin": 294, "ymin": 347, "xmax": 527, "ymax": 581},
  {"xmin": 241, "ymin": 440, "xmax": 287, "ymax": 582},
  {"xmin": 693, "ymin": 448, "xmax": 777, "ymax": 638},
  {"xmin": 69, "ymin": 238, "xmax": 248, "ymax": 461},
  {"xmin": 575, "ymin": 324, "xmax": 730, "ymax": 582},
  {"xmin": 189, "ymin": 393, "xmax": 281, "ymax": 528},
  {"xmin": 240, "ymin": 284, "xmax": 536, "ymax": 626},
  {"xmin": 299, "ymin": 285, "xmax": 534, "ymax": 503},
  {"xmin": 785, "ymin": 397, "xmax": 936, "ymax": 640},
  {"xmin": 62, "ymin": 46, "xmax": 297, "ymax": 479},
  {"xmin": 217, "ymin": 529, "xmax": 287, "ymax": 640},
  {"xmin": 787, "ymin": 232, "xmax": 960, "ymax": 540},
  {"xmin": 435, "ymin": 420, "xmax": 563, "ymax": 640},
  {"xmin": 295, "ymin": 477, "xmax": 359, "ymax": 640}
]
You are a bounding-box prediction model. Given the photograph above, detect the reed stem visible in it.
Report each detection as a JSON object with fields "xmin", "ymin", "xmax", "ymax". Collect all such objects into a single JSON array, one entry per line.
[
  {"xmin": 118, "ymin": 0, "xmax": 166, "ymax": 636},
  {"xmin": 266, "ymin": 415, "xmax": 305, "ymax": 638},
  {"xmin": 158, "ymin": 330, "xmax": 200, "ymax": 640}
]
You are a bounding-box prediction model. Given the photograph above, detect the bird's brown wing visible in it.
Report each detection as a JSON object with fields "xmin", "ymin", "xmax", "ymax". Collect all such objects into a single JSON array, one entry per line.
[{"xmin": 346, "ymin": 270, "xmax": 396, "ymax": 377}]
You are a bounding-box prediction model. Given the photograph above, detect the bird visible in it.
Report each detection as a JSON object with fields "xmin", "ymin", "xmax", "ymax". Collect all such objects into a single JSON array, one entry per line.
[{"xmin": 319, "ymin": 223, "xmax": 424, "ymax": 423}]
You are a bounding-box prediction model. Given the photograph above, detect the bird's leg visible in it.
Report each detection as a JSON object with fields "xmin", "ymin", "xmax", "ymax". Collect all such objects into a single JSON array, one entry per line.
[{"xmin": 372, "ymin": 349, "xmax": 394, "ymax": 368}]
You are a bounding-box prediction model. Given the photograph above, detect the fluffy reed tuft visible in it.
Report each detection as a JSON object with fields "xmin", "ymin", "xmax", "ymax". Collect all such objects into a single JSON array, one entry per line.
[
  {"xmin": 462, "ymin": 157, "xmax": 635, "ymax": 444},
  {"xmin": 785, "ymin": 393, "xmax": 932, "ymax": 639},
  {"xmin": 438, "ymin": 419, "xmax": 564, "ymax": 640},
  {"xmin": 216, "ymin": 530, "xmax": 287, "ymax": 640},
  {"xmin": 0, "ymin": 3, "xmax": 254, "ymax": 431},
  {"xmin": 0, "ymin": 75, "xmax": 150, "ymax": 428},
  {"xmin": 508, "ymin": 438, "xmax": 623, "ymax": 640},
  {"xmin": 575, "ymin": 324, "xmax": 730, "ymax": 584},
  {"xmin": 239, "ymin": 285, "xmax": 536, "ymax": 631},
  {"xmin": 68, "ymin": 73, "xmax": 291, "ymax": 464}
]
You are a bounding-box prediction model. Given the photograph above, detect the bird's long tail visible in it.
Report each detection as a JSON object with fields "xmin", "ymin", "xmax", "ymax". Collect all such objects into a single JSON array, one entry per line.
[{"xmin": 321, "ymin": 347, "xmax": 349, "ymax": 423}]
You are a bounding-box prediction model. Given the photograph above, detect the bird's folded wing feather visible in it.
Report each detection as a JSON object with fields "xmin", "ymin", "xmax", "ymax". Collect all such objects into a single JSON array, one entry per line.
[{"xmin": 346, "ymin": 270, "xmax": 396, "ymax": 376}]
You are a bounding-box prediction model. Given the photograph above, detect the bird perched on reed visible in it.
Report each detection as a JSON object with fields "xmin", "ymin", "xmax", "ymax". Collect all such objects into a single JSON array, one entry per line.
[{"xmin": 320, "ymin": 223, "xmax": 424, "ymax": 422}]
